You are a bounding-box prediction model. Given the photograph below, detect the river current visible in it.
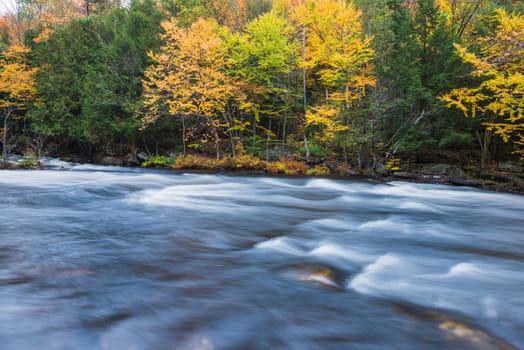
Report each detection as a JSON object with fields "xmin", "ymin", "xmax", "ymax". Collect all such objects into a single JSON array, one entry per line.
[{"xmin": 1, "ymin": 160, "xmax": 523, "ymax": 349}]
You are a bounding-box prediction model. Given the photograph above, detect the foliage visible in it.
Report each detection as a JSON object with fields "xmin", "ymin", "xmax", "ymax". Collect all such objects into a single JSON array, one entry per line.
[
  {"xmin": 141, "ymin": 155, "xmax": 177, "ymax": 168},
  {"xmin": 30, "ymin": 1, "xmax": 162, "ymax": 154},
  {"xmin": 143, "ymin": 17, "xmax": 243, "ymax": 158},
  {"xmin": 0, "ymin": 0, "xmax": 523, "ymax": 170},
  {"xmin": 0, "ymin": 44, "xmax": 38, "ymax": 164},
  {"xmin": 307, "ymin": 165, "xmax": 330, "ymax": 176},
  {"xmin": 172, "ymin": 153, "xmax": 307, "ymax": 174},
  {"xmin": 293, "ymin": 0, "xmax": 375, "ymax": 152},
  {"xmin": 441, "ymin": 9, "xmax": 524, "ymax": 158},
  {"xmin": 266, "ymin": 158, "xmax": 307, "ymax": 175},
  {"xmin": 385, "ymin": 157, "xmax": 400, "ymax": 172},
  {"xmin": 0, "ymin": 45, "xmax": 37, "ymax": 108},
  {"xmin": 18, "ymin": 157, "xmax": 39, "ymax": 168}
]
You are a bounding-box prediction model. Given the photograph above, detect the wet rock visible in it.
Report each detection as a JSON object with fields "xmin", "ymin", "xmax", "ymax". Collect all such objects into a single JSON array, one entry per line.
[
  {"xmin": 392, "ymin": 172, "xmax": 417, "ymax": 180},
  {"xmin": 341, "ymin": 169, "xmax": 359, "ymax": 176},
  {"xmin": 60, "ymin": 155, "xmax": 89, "ymax": 163},
  {"xmin": 4, "ymin": 161, "xmax": 21, "ymax": 169},
  {"xmin": 447, "ymin": 178, "xmax": 478, "ymax": 187},
  {"xmin": 136, "ymin": 152, "xmax": 149, "ymax": 163},
  {"xmin": 424, "ymin": 163, "xmax": 465, "ymax": 178},
  {"xmin": 266, "ymin": 146, "xmax": 294, "ymax": 161},
  {"xmin": 124, "ymin": 153, "xmax": 139, "ymax": 166},
  {"xmin": 394, "ymin": 302, "xmax": 517, "ymax": 350},
  {"xmin": 498, "ymin": 161, "xmax": 523, "ymax": 173},
  {"xmin": 100, "ymin": 156, "xmax": 123, "ymax": 166},
  {"xmin": 439, "ymin": 320, "xmax": 516, "ymax": 350},
  {"xmin": 373, "ymin": 162, "xmax": 389, "ymax": 176},
  {"xmin": 287, "ymin": 265, "xmax": 340, "ymax": 289}
]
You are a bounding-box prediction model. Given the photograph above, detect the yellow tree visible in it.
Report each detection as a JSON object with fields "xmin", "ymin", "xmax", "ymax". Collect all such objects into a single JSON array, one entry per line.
[
  {"xmin": 435, "ymin": 0, "xmax": 484, "ymax": 38},
  {"xmin": 142, "ymin": 18, "xmax": 242, "ymax": 159},
  {"xmin": 441, "ymin": 9, "xmax": 524, "ymax": 162},
  {"xmin": 293, "ymin": 0, "xmax": 375, "ymax": 164},
  {"xmin": 0, "ymin": 44, "xmax": 38, "ymax": 166}
]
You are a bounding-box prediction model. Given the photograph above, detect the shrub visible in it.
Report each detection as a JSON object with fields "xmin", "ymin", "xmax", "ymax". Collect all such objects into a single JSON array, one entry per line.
[
  {"xmin": 232, "ymin": 155, "xmax": 266, "ymax": 170},
  {"xmin": 19, "ymin": 157, "xmax": 39, "ymax": 168},
  {"xmin": 297, "ymin": 141, "xmax": 330, "ymax": 158},
  {"xmin": 141, "ymin": 155, "xmax": 177, "ymax": 168},
  {"xmin": 307, "ymin": 165, "xmax": 331, "ymax": 176},
  {"xmin": 174, "ymin": 154, "xmax": 268, "ymax": 171},
  {"xmin": 266, "ymin": 159, "xmax": 307, "ymax": 175},
  {"xmin": 385, "ymin": 157, "xmax": 401, "ymax": 172},
  {"xmin": 173, "ymin": 154, "xmax": 212, "ymax": 169}
]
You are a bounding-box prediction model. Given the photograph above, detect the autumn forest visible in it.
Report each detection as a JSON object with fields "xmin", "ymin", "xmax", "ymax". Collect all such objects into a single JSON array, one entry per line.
[{"xmin": 1, "ymin": 0, "xmax": 523, "ymax": 176}]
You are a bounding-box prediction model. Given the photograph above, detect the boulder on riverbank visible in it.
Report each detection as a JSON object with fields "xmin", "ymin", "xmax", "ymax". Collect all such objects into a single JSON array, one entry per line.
[{"xmin": 0, "ymin": 157, "xmax": 42, "ymax": 170}]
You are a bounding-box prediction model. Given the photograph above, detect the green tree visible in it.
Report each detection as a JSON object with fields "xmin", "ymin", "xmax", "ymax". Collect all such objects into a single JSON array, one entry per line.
[
  {"xmin": 223, "ymin": 11, "xmax": 296, "ymax": 158},
  {"xmin": 30, "ymin": 1, "xmax": 162, "ymax": 156}
]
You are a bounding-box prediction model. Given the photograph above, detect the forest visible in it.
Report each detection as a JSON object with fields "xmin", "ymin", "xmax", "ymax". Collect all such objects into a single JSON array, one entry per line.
[{"xmin": 0, "ymin": 0, "xmax": 523, "ymax": 177}]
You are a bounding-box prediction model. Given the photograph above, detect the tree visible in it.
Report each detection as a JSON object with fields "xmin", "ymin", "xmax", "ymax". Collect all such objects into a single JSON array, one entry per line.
[
  {"xmin": 441, "ymin": 8, "xmax": 524, "ymax": 162},
  {"xmin": 142, "ymin": 17, "xmax": 242, "ymax": 159},
  {"xmin": 435, "ymin": 0, "xmax": 484, "ymax": 38},
  {"xmin": 293, "ymin": 0, "xmax": 375, "ymax": 165},
  {"xmin": 223, "ymin": 10, "xmax": 296, "ymax": 159},
  {"xmin": 30, "ymin": 2, "xmax": 162, "ymax": 156},
  {"xmin": 0, "ymin": 44, "xmax": 37, "ymax": 165}
]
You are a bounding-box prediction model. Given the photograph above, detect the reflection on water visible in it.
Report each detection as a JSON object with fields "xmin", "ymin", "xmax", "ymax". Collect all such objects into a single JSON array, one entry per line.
[{"xmin": 1, "ymin": 162, "xmax": 523, "ymax": 349}]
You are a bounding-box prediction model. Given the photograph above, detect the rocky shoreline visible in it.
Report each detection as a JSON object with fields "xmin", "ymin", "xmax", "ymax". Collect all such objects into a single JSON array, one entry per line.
[{"xmin": 2, "ymin": 155, "xmax": 523, "ymax": 195}]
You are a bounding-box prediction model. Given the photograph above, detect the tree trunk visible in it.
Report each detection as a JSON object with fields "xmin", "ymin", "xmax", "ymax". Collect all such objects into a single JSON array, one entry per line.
[
  {"xmin": 371, "ymin": 119, "xmax": 377, "ymax": 175},
  {"xmin": 181, "ymin": 115, "xmax": 187, "ymax": 157},
  {"xmin": 266, "ymin": 115, "xmax": 272, "ymax": 161},
  {"xmin": 478, "ymin": 129, "xmax": 492, "ymax": 170},
  {"xmin": 252, "ymin": 115, "xmax": 256, "ymax": 157},
  {"xmin": 302, "ymin": 26, "xmax": 310, "ymax": 163},
  {"xmin": 2, "ymin": 107, "xmax": 13, "ymax": 167},
  {"xmin": 212, "ymin": 123, "xmax": 220, "ymax": 160},
  {"xmin": 2, "ymin": 114, "xmax": 8, "ymax": 167},
  {"xmin": 230, "ymin": 129, "xmax": 236, "ymax": 158},
  {"xmin": 304, "ymin": 134, "xmax": 310, "ymax": 163}
]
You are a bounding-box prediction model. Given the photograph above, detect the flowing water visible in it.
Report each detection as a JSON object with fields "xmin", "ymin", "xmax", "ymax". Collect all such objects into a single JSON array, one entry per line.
[{"xmin": 1, "ymin": 160, "xmax": 523, "ymax": 349}]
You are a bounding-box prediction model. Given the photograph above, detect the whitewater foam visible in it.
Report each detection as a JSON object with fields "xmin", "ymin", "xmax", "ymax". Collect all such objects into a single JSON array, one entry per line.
[
  {"xmin": 309, "ymin": 243, "xmax": 374, "ymax": 264},
  {"xmin": 254, "ymin": 237, "xmax": 306, "ymax": 256}
]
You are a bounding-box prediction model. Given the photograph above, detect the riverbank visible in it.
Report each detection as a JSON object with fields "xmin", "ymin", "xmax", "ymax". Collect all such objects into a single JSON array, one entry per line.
[
  {"xmin": 151, "ymin": 154, "xmax": 524, "ymax": 195},
  {"xmin": 2, "ymin": 154, "xmax": 523, "ymax": 195}
]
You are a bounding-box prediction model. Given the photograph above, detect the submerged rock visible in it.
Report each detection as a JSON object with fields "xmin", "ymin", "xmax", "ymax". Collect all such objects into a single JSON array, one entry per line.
[
  {"xmin": 394, "ymin": 302, "xmax": 517, "ymax": 350},
  {"xmin": 439, "ymin": 320, "xmax": 516, "ymax": 350},
  {"xmin": 285, "ymin": 265, "xmax": 341, "ymax": 289}
]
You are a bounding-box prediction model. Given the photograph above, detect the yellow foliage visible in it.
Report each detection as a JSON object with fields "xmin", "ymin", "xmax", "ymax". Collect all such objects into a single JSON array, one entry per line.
[
  {"xmin": 0, "ymin": 45, "xmax": 38, "ymax": 110},
  {"xmin": 171, "ymin": 154, "xmax": 308, "ymax": 174},
  {"xmin": 266, "ymin": 159, "xmax": 308, "ymax": 175},
  {"xmin": 441, "ymin": 9, "xmax": 524, "ymax": 158},
  {"xmin": 293, "ymin": 0, "xmax": 375, "ymax": 99},
  {"xmin": 307, "ymin": 165, "xmax": 330, "ymax": 176},
  {"xmin": 142, "ymin": 18, "xmax": 244, "ymax": 138},
  {"xmin": 386, "ymin": 158, "xmax": 400, "ymax": 172}
]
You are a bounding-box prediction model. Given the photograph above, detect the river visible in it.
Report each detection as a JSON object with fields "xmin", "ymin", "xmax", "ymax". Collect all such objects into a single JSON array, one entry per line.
[{"xmin": 1, "ymin": 160, "xmax": 523, "ymax": 349}]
